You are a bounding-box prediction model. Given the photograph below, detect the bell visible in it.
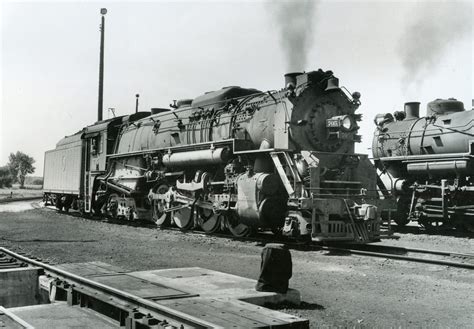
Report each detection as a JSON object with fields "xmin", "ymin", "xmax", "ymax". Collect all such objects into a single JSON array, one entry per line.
[{"xmin": 325, "ymin": 77, "xmax": 340, "ymax": 92}]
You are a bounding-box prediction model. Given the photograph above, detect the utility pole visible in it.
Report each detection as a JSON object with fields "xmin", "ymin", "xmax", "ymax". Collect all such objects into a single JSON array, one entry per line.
[{"xmin": 97, "ymin": 8, "xmax": 107, "ymax": 122}]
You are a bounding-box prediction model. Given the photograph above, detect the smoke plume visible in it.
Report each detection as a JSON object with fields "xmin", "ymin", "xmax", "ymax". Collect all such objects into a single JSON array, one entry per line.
[
  {"xmin": 398, "ymin": 2, "xmax": 471, "ymax": 92},
  {"xmin": 268, "ymin": 0, "xmax": 317, "ymax": 72}
]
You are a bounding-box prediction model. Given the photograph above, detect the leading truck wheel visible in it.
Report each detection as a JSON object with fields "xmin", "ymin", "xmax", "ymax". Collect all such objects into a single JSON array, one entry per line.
[
  {"xmin": 224, "ymin": 211, "xmax": 253, "ymax": 237},
  {"xmin": 172, "ymin": 206, "xmax": 194, "ymax": 231},
  {"xmin": 197, "ymin": 207, "xmax": 221, "ymax": 234}
]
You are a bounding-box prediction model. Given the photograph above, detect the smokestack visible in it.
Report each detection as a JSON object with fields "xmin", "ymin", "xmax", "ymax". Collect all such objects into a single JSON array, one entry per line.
[
  {"xmin": 284, "ymin": 72, "xmax": 302, "ymax": 89},
  {"xmin": 404, "ymin": 102, "xmax": 420, "ymax": 119}
]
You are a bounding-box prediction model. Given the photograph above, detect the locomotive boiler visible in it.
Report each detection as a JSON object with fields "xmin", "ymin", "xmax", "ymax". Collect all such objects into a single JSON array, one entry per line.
[
  {"xmin": 44, "ymin": 69, "xmax": 394, "ymax": 243},
  {"xmin": 373, "ymin": 99, "xmax": 474, "ymax": 231}
]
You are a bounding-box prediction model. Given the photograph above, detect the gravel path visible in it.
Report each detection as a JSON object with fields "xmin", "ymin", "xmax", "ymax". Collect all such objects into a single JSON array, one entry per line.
[{"xmin": 0, "ymin": 204, "xmax": 473, "ymax": 328}]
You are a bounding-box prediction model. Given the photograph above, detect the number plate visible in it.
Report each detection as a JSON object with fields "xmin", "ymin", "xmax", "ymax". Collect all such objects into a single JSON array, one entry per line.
[{"xmin": 326, "ymin": 119, "xmax": 340, "ymax": 128}]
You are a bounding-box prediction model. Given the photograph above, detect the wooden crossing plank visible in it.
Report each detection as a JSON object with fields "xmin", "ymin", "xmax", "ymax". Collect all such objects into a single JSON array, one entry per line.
[
  {"xmin": 158, "ymin": 297, "xmax": 270, "ymax": 328},
  {"xmin": 50, "ymin": 264, "xmax": 308, "ymax": 327},
  {"xmin": 206, "ymin": 298, "xmax": 298, "ymax": 326},
  {"xmin": 90, "ymin": 274, "xmax": 191, "ymax": 300},
  {"xmin": 203, "ymin": 298, "xmax": 291, "ymax": 327}
]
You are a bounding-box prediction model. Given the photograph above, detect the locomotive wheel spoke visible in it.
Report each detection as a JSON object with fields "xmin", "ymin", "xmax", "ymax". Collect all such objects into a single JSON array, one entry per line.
[
  {"xmin": 198, "ymin": 207, "xmax": 221, "ymax": 234},
  {"xmin": 172, "ymin": 206, "xmax": 194, "ymax": 231},
  {"xmin": 152, "ymin": 184, "xmax": 170, "ymax": 227},
  {"xmin": 224, "ymin": 212, "xmax": 253, "ymax": 237}
]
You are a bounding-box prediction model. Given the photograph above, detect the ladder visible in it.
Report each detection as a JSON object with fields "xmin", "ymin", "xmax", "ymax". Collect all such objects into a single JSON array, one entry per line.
[{"xmin": 270, "ymin": 152, "xmax": 305, "ymax": 198}]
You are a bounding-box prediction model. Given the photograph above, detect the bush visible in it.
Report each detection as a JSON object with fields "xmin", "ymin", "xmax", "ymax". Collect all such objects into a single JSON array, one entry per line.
[
  {"xmin": 32, "ymin": 178, "xmax": 43, "ymax": 185},
  {"xmin": 0, "ymin": 166, "xmax": 13, "ymax": 188}
]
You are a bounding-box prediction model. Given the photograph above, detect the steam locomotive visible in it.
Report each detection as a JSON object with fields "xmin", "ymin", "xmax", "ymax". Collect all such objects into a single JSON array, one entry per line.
[
  {"xmin": 43, "ymin": 69, "xmax": 394, "ymax": 242},
  {"xmin": 373, "ymin": 99, "xmax": 474, "ymax": 231}
]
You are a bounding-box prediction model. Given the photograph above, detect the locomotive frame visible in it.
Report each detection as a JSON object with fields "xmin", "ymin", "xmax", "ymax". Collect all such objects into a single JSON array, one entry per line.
[{"xmin": 44, "ymin": 69, "xmax": 395, "ymax": 243}]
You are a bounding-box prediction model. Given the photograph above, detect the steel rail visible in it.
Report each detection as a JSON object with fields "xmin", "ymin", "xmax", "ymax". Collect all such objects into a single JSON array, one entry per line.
[
  {"xmin": 0, "ymin": 247, "xmax": 217, "ymax": 329},
  {"xmin": 318, "ymin": 246, "xmax": 474, "ymax": 270},
  {"xmin": 342, "ymin": 244, "xmax": 474, "ymax": 258}
]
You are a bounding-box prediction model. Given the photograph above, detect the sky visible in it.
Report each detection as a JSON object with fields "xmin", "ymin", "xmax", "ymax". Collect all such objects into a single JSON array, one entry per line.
[{"xmin": 1, "ymin": 0, "xmax": 472, "ymax": 175}]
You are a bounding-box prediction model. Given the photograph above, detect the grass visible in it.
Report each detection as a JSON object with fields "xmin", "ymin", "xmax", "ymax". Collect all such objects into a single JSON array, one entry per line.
[{"xmin": 0, "ymin": 184, "xmax": 43, "ymax": 200}]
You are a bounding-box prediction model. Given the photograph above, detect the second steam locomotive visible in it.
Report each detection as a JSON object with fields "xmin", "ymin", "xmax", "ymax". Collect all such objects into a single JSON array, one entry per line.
[
  {"xmin": 44, "ymin": 69, "xmax": 394, "ymax": 243},
  {"xmin": 373, "ymin": 99, "xmax": 474, "ymax": 231}
]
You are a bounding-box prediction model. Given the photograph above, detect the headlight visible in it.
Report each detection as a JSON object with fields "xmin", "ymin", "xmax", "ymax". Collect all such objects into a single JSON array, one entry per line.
[{"xmin": 341, "ymin": 115, "xmax": 353, "ymax": 130}]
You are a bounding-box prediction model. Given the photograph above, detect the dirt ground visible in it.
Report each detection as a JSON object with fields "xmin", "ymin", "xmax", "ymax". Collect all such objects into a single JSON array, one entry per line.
[{"xmin": 0, "ymin": 203, "xmax": 473, "ymax": 328}]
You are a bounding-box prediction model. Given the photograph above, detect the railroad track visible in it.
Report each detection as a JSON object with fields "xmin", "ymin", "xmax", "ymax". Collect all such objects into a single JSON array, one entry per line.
[
  {"xmin": 183, "ymin": 229, "xmax": 474, "ymax": 270},
  {"xmin": 34, "ymin": 201, "xmax": 474, "ymax": 270},
  {"xmin": 318, "ymin": 244, "xmax": 474, "ymax": 270},
  {"xmin": 0, "ymin": 247, "xmax": 223, "ymax": 328}
]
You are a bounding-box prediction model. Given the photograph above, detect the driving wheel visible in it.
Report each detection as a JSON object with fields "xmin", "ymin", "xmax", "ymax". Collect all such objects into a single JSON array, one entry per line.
[
  {"xmin": 224, "ymin": 211, "xmax": 253, "ymax": 237},
  {"xmin": 197, "ymin": 207, "xmax": 221, "ymax": 234},
  {"xmin": 152, "ymin": 185, "xmax": 170, "ymax": 227},
  {"xmin": 172, "ymin": 205, "xmax": 194, "ymax": 231}
]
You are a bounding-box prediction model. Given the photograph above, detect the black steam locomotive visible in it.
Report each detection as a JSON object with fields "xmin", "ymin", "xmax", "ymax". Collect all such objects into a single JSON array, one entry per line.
[
  {"xmin": 44, "ymin": 69, "xmax": 394, "ymax": 243},
  {"xmin": 373, "ymin": 99, "xmax": 474, "ymax": 231}
]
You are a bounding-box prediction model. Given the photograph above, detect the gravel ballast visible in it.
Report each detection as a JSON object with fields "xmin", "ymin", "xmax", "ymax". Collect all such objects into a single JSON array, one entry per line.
[{"xmin": 0, "ymin": 204, "xmax": 473, "ymax": 328}]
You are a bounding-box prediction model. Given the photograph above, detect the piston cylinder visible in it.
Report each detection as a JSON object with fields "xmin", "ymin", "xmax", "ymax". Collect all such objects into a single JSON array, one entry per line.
[{"xmin": 236, "ymin": 173, "xmax": 286, "ymax": 227}]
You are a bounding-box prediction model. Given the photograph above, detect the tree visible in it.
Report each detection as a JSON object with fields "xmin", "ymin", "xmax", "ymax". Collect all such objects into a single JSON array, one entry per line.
[
  {"xmin": 8, "ymin": 151, "xmax": 35, "ymax": 189},
  {"xmin": 0, "ymin": 166, "xmax": 13, "ymax": 188}
]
